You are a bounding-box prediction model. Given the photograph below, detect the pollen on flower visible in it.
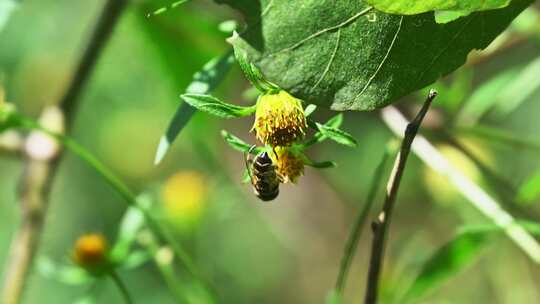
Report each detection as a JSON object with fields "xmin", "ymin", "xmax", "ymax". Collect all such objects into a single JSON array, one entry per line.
[
  {"xmin": 253, "ymin": 90, "xmax": 307, "ymax": 147},
  {"xmin": 271, "ymin": 147, "xmax": 305, "ymax": 184},
  {"xmin": 73, "ymin": 234, "xmax": 108, "ymax": 271}
]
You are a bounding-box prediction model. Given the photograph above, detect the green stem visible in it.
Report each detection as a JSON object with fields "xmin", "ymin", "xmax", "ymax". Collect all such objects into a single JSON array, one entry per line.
[
  {"xmin": 335, "ymin": 143, "xmax": 393, "ymax": 294},
  {"xmin": 141, "ymin": 233, "xmax": 187, "ymax": 303},
  {"xmin": 16, "ymin": 117, "xmax": 211, "ymax": 292},
  {"xmin": 110, "ymin": 271, "xmax": 134, "ymax": 304}
]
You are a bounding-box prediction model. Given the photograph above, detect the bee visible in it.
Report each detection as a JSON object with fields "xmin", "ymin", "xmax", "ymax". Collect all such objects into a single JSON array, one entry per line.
[{"xmin": 244, "ymin": 146, "xmax": 281, "ymax": 201}]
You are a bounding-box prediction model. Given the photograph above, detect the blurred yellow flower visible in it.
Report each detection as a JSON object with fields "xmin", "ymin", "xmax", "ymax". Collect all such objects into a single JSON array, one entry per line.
[
  {"xmin": 162, "ymin": 171, "xmax": 208, "ymax": 229},
  {"xmin": 72, "ymin": 234, "xmax": 109, "ymax": 273}
]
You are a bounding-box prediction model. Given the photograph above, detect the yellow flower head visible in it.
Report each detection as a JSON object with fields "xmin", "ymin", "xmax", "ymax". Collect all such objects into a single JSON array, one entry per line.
[
  {"xmin": 72, "ymin": 234, "xmax": 109, "ymax": 273},
  {"xmin": 162, "ymin": 171, "xmax": 207, "ymax": 231},
  {"xmin": 253, "ymin": 90, "xmax": 307, "ymax": 147},
  {"xmin": 271, "ymin": 147, "xmax": 305, "ymax": 184}
]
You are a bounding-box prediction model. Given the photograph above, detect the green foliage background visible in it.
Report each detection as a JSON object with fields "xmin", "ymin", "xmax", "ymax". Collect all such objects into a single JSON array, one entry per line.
[{"xmin": 1, "ymin": 0, "xmax": 540, "ymax": 303}]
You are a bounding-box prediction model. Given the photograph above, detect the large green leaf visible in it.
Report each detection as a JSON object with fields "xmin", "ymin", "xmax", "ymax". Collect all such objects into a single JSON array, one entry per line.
[
  {"xmin": 364, "ymin": 0, "xmax": 511, "ymax": 15},
  {"xmin": 402, "ymin": 220, "xmax": 540, "ymax": 302},
  {"xmin": 217, "ymin": 0, "xmax": 532, "ymax": 111},
  {"xmin": 402, "ymin": 230, "xmax": 490, "ymax": 302}
]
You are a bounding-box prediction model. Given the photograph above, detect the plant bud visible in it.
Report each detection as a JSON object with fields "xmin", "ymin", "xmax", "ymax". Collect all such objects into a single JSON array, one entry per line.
[{"xmin": 73, "ymin": 234, "xmax": 110, "ymax": 275}]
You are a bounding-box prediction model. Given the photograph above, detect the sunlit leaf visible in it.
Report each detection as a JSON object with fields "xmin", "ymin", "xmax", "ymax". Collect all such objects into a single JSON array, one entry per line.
[
  {"xmin": 364, "ymin": 0, "xmax": 512, "ymax": 15},
  {"xmin": 221, "ymin": 130, "xmax": 252, "ymax": 152},
  {"xmin": 121, "ymin": 250, "xmax": 151, "ymax": 270},
  {"xmin": 154, "ymin": 50, "xmax": 235, "ymax": 164},
  {"xmin": 517, "ymin": 170, "xmax": 540, "ymax": 205},
  {"xmin": 403, "ymin": 220, "xmax": 540, "ymax": 302},
  {"xmin": 315, "ymin": 123, "xmax": 358, "ymax": 147},
  {"xmin": 304, "ymin": 104, "xmax": 317, "ymax": 117},
  {"xmin": 402, "ymin": 230, "xmax": 491, "ymax": 302},
  {"xmin": 0, "ymin": 0, "xmax": 17, "ymax": 31},
  {"xmin": 182, "ymin": 93, "xmax": 256, "ymax": 118},
  {"xmin": 326, "ymin": 290, "xmax": 343, "ymax": 304}
]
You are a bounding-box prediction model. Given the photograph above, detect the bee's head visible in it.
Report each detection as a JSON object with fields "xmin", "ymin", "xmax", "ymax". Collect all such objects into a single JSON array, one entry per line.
[{"xmin": 257, "ymin": 151, "xmax": 273, "ymax": 164}]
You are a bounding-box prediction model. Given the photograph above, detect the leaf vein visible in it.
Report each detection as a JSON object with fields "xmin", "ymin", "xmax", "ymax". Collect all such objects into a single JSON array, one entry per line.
[
  {"xmin": 273, "ymin": 6, "xmax": 373, "ymax": 54},
  {"xmin": 355, "ymin": 16, "xmax": 403, "ymax": 101},
  {"xmin": 312, "ymin": 28, "xmax": 341, "ymax": 91},
  {"xmin": 415, "ymin": 18, "xmax": 474, "ymax": 87}
]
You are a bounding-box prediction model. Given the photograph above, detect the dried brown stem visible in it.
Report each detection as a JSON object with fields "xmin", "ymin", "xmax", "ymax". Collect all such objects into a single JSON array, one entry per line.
[
  {"xmin": 364, "ymin": 90, "xmax": 437, "ymax": 304},
  {"xmin": 1, "ymin": 1, "xmax": 126, "ymax": 303}
]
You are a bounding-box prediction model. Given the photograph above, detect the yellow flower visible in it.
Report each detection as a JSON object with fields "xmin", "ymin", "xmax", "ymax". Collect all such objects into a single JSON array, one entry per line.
[
  {"xmin": 72, "ymin": 234, "xmax": 109, "ymax": 274},
  {"xmin": 162, "ymin": 171, "xmax": 207, "ymax": 231},
  {"xmin": 253, "ymin": 90, "xmax": 307, "ymax": 147},
  {"xmin": 271, "ymin": 147, "xmax": 305, "ymax": 184}
]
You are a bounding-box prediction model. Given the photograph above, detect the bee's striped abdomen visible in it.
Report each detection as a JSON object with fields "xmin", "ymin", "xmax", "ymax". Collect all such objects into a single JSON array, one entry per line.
[{"xmin": 251, "ymin": 152, "xmax": 280, "ymax": 201}]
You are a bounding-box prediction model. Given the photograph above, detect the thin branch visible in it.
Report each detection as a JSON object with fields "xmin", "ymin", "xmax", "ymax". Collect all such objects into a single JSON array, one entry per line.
[
  {"xmin": 381, "ymin": 102, "xmax": 540, "ymax": 263},
  {"xmin": 1, "ymin": 1, "xmax": 126, "ymax": 303},
  {"xmin": 364, "ymin": 90, "xmax": 437, "ymax": 304},
  {"xmin": 335, "ymin": 144, "xmax": 393, "ymax": 294},
  {"xmin": 110, "ymin": 271, "xmax": 134, "ymax": 304}
]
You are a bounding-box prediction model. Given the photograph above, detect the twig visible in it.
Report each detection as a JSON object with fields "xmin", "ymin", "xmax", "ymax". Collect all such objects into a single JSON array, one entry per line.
[
  {"xmin": 0, "ymin": 1, "xmax": 126, "ymax": 303},
  {"xmin": 364, "ymin": 90, "xmax": 437, "ymax": 304},
  {"xmin": 335, "ymin": 144, "xmax": 393, "ymax": 294},
  {"xmin": 381, "ymin": 103, "xmax": 540, "ymax": 263}
]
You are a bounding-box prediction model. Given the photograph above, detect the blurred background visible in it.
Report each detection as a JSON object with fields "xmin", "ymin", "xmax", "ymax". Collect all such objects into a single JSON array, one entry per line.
[{"xmin": 1, "ymin": 0, "xmax": 540, "ymax": 303}]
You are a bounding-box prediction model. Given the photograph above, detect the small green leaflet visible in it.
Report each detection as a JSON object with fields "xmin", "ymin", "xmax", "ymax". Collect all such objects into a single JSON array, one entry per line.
[
  {"xmin": 222, "ymin": 130, "xmax": 251, "ymax": 152},
  {"xmin": 181, "ymin": 93, "xmax": 256, "ymax": 118},
  {"xmin": 304, "ymin": 104, "xmax": 317, "ymax": 117},
  {"xmin": 154, "ymin": 50, "xmax": 234, "ymax": 165},
  {"xmin": 364, "ymin": 0, "xmax": 511, "ymax": 15},
  {"xmin": 517, "ymin": 170, "xmax": 540, "ymax": 205},
  {"xmin": 303, "ymin": 159, "xmax": 337, "ymax": 169},
  {"xmin": 315, "ymin": 122, "xmax": 357, "ymax": 147}
]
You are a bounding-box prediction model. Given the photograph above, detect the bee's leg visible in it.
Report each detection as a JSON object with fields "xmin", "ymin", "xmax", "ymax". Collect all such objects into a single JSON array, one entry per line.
[
  {"xmin": 277, "ymin": 172, "xmax": 286, "ymax": 184},
  {"xmin": 244, "ymin": 145, "xmax": 256, "ymax": 180}
]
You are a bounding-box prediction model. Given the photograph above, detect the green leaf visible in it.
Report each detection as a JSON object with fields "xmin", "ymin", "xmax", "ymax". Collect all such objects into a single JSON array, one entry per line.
[
  {"xmin": 0, "ymin": 0, "xmax": 17, "ymax": 31},
  {"xmin": 402, "ymin": 220, "xmax": 540, "ymax": 302},
  {"xmin": 182, "ymin": 93, "xmax": 256, "ymax": 118},
  {"xmin": 302, "ymin": 114, "xmax": 345, "ymax": 147},
  {"xmin": 303, "ymin": 158, "xmax": 337, "ymax": 169},
  {"xmin": 220, "ymin": 0, "xmax": 532, "ymax": 111},
  {"xmin": 402, "ymin": 230, "xmax": 491, "ymax": 302},
  {"xmin": 363, "ymin": 0, "xmax": 511, "ymax": 15},
  {"xmin": 315, "ymin": 122, "xmax": 358, "ymax": 147},
  {"xmin": 146, "ymin": 0, "xmax": 191, "ymax": 17},
  {"xmin": 491, "ymin": 55, "xmax": 540, "ymax": 118},
  {"xmin": 304, "ymin": 104, "xmax": 317, "ymax": 117},
  {"xmin": 457, "ymin": 67, "xmax": 519, "ymax": 125},
  {"xmin": 230, "ymin": 31, "xmax": 279, "ymax": 93},
  {"xmin": 324, "ymin": 114, "xmax": 344, "ymax": 129},
  {"xmin": 0, "ymin": 102, "xmax": 20, "ymax": 133},
  {"xmin": 36, "ymin": 257, "xmax": 92, "ymax": 286},
  {"xmin": 120, "ymin": 250, "xmax": 151, "ymax": 270},
  {"xmin": 326, "ymin": 290, "xmax": 343, "ymax": 304},
  {"xmin": 221, "ymin": 130, "xmax": 252, "ymax": 152},
  {"xmin": 517, "ymin": 170, "xmax": 540, "ymax": 205},
  {"xmin": 154, "ymin": 50, "xmax": 234, "ymax": 164}
]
